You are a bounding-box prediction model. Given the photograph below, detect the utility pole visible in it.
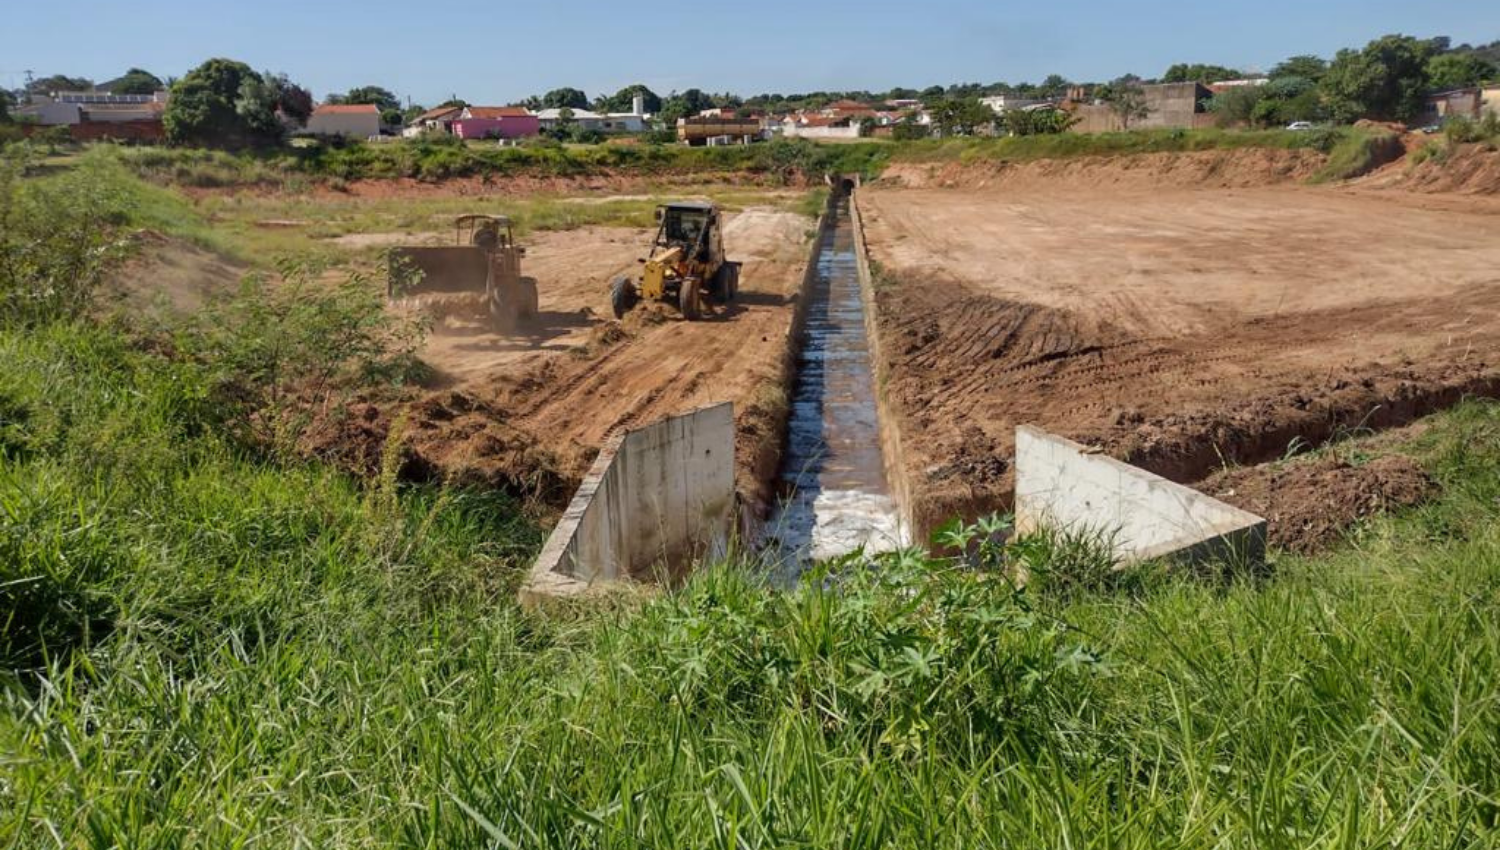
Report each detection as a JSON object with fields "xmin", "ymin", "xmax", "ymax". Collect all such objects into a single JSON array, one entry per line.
[{"xmin": 24, "ymin": 69, "xmax": 35, "ymax": 104}]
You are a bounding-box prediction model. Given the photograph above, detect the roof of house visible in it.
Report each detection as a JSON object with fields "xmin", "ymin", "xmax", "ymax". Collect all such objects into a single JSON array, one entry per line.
[
  {"xmin": 464, "ymin": 106, "xmax": 531, "ymax": 119},
  {"xmin": 824, "ymin": 99, "xmax": 872, "ymax": 111},
  {"xmin": 414, "ymin": 105, "xmax": 463, "ymax": 123},
  {"xmin": 313, "ymin": 104, "xmax": 380, "ymax": 115}
]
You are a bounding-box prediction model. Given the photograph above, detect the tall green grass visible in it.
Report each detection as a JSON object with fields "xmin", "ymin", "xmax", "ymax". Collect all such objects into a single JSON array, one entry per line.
[{"xmin": 6, "ymin": 398, "xmax": 1499, "ymax": 846}]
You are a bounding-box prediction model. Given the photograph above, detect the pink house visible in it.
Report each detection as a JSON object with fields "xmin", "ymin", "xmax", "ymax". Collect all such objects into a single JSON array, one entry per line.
[{"xmin": 452, "ymin": 106, "xmax": 540, "ymax": 140}]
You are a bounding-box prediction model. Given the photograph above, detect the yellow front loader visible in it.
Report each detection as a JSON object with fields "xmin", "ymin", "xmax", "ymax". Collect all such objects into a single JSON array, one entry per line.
[{"xmin": 610, "ymin": 202, "xmax": 740, "ymax": 321}]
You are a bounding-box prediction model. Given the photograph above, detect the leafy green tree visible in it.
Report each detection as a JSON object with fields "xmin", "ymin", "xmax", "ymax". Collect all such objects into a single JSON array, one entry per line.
[
  {"xmin": 928, "ymin": 98, "xmax": 995, "ymax": 136},
  {"xmin": 111, "ymin": 68, "xmax": 163, "ymax": 95},
  {"xmin": 1426, "ymin": 52, "xmax": 1497, "ymax": 91},
  {"xmin": 1003, "ymin": 107, "xmax": 1077, "ymax": 136},
  {"xmin": 1038, "ymin": 74, "xmax": 1072, "ymax": 97},
  {"xmin": 0, "ymin": 90, "xmax": 10, "ymax": 123},
  {"xmin": 1161, "ymin": 63, "xmax": 1241, "ymax": 84},
  {"xmin": 1271, "ymin": 55, "xmax": 1328, "ymax": 82},
  {"xmin": 891, "ymin": 115, "xmax": 929, "ymax": 140},
  {"xmin": 541, "ymin": 87, "xmax": 589, "ymax": 110},
  {"xmin": 163, "ymin": 59, "xmax": 297, "ymax": 148},
  {"xmin": 594, "ymin": 85, "xmax": 661, "ymax": 114},
  {"xmin": 1208, "ymin": 85, "xmax": 1267, "ymax": 127},
  {"xmin": 657, "ymin": 89, "xmax": 715, "ymax": 124},
  {"xmin": 1105, "ymin": 84, "xmax": 1151, "ymax": 129},
  {"xmin": 27, "ymin": 74, "xmax": 93, "ymax": 95},
  {"xmin": 1321, "ymin": 34, "xmax": 1435, "ymax": 123}
]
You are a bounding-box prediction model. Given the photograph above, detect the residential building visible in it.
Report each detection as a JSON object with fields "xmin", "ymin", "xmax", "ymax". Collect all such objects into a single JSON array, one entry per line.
[
  {"xmin": 307, "ymin": 103, "xmax": 382, "ymax": 139},
  {"xmin": 979, "ymin": 94, "xmax": 1050, "ymax": 114},
  {"xmin": 1138, "ymin": 82, "xmax": 1215, "ymax": 130},
  {"xmin": 452, "ymin": 106, "xmax": 539, "ymax": 140},
  {"xmin": 1420, "ymin": 85, "xmax": 1500, "ymax": 125},
  {"xmin": 405, "ymin": 105, "xmax": 464, "ymax": 137},
  {"xmin": 535, "ymin": 107, "xmax": 646, "ymax": 134}
]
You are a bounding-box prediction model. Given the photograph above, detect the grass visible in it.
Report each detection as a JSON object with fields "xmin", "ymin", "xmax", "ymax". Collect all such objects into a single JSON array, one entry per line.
[
  {"xmin": 1308, "ymin": 127, "xmax": 1406, "ymax": 183},
  {"xmin": 888, "ymin": 126, "xmax": 1349, "ymax": 165}
]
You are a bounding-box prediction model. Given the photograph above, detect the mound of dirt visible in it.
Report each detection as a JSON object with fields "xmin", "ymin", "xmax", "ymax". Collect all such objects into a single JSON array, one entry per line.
[
  {"xmin": 105, "ymin": 231, "xmax": 247, "ymax": 314},
  {"xmin": 299, "ymin": 390, "xmax": 582, "ymax": 509},
  {"xmin": 879, "ymin": 148, "xmax": 1328, "ymax": 192},
  {"xmin": 1203, "ymin": 454, "xmax": 1434, "ymax": 553},
  {"xmin": 1362, "ymin": 144, "xmax": 1500, "ymax": 195}
]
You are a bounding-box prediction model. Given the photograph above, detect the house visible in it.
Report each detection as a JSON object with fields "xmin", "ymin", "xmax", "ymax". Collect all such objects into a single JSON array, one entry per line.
[
  {"xmin": 1420, "ymin": 85, "xmax": 1500, "ymax": 125},
  {"xmin": 404, "ymin": 105, "xmax": 464, "ymax": 137},
  {"xmin": 308, "ymin": 103, "xmax": 381, "ymax": 139},
  {"xmin": 782, "ymin": 113, "xmax": 864, "ymax": 140},
  {"xmin": 1138, "ymin": 82, "xmax": 1215, "ymax": 130},
  {"xmin": 979, "ymin": 94, "xmax": 1050, "ymax": 114},
  {"xmin": 535, "ymin": 107, "xmax": 646, "ymax": 134},
  {"xmin": 1204, "ymin": 78, "xmax": 1270, "ymax": 95},
  {"xmin": 452, "ymin": 106, "xmax": 539, "ymax": 140},
  {"xmin": 14, "ymin": 90, "xmax": 168, "ymax": 141}
]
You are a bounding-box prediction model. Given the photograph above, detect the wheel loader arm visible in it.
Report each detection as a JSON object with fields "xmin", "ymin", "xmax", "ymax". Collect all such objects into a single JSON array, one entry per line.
[{"xmin": 641, "ymin": 245, "xmax": 684, "ymax": 300}]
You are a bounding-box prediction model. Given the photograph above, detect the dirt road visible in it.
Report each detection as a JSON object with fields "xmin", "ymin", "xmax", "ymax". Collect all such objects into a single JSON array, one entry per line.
[
  {"xmin": 859, "ymin": 176, "xmax": 1500, "ymax": 529},
  {"xmin": 418, "ymin": 208, "xmax": 812, "ymax": 515}
]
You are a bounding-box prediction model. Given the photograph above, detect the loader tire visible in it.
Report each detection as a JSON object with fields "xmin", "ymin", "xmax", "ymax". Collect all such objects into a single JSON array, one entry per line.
[
  {"xmin": 711, "ymin": 264, "xmax": 735, "ymax": 303},
  {"xmin": 610, "ymin": 275, "xmax": 637, "ymax": 319},
  {"xmin": 518, "ymin": 277, "xmax": 540, "ymax": 319},
  {"xmin": 679, "ymin": 280, "xmax": 702, "ymax": 320}
]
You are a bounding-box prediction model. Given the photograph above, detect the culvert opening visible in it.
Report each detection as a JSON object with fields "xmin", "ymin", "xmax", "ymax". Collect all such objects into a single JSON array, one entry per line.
[{"xmin": 761, "ymin": 180, "xmax": 906, "ymax": 573}]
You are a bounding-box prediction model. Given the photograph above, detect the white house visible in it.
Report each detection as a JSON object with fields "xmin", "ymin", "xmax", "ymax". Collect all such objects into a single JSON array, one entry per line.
[
  {"xmin": 307, "ymin": 103, "xmax": 382, "ymax": 139},
  {"xmin": 536, "ymin": 95, "xmax": 649, "ymax": 134}
]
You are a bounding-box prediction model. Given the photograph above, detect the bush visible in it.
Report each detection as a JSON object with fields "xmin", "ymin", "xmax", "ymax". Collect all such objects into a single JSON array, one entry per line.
[{"xmin": 0, "ymin": 148, "xmax": 129, "ymax": 326}]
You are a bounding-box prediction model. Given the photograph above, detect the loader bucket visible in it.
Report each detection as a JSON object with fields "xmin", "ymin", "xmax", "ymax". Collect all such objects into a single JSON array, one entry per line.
[{"xmin": 388, "ymin": 247, "xmax": 490, "ymax": 299}]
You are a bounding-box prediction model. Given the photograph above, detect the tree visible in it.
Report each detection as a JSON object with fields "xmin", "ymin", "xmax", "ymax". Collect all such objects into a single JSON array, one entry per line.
[
  {"xmin": 1003, "ymin": 107, "xmax": 1077, "ymax": 136},
  {"xmin": 541, "ymin": 87, "xmax": 589, "ymax": 110},
  {"xmin": 1426, "ymin": 52, "xmax": 1497, "ymax": 91},
  {"xmin": 1038, "ymin": 74, "xmax": 1072, "ymax": 97},
  {"xmin": 1105, "ymin": 84, "xmax": 1151, "ymax": 129},
  {"xmin": 891, "ymin": 114, "xmax": 929, "ymax": 140},
  {"xmin": 928, "ymin": 98, "xmax": 995, "ymax": 136},
  {"xmin": 1161, "ymin": 63, "xmax": 1241, "ymax": 84},
  {"xmin": 27, "ymin": 74, "xmax": 93, "ymax": 95},
  {"xmin": 271, "ymin": 74, "xmax": 314, "ymax": 127},
  {"xmin": 1207, "ymin": 85, "xmax": 1267, "ymax": 127},
  {"xmin": 1271, "ymin": 55, "xmax": 1328, "ymax": 83},
  {"xmin": 163, "ymin": 59, "xmax": 294, "ymax": 148},
  {"xmin": 594, "ymin": 84, "xmax": 661, "ymax": 114},
  {"xmin": 1321, "ymin": 34, "xmax": 1436, "ymax": 123},
  {"xmin": 657, "ymin": 88, "xmax": 715, "ymax": 124},
  {"xmin": 111, "ymin": 68, "xmax": 163, "ymax": 95}
]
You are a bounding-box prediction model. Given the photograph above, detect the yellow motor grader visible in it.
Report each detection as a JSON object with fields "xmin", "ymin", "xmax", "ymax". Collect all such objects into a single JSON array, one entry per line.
[
  {"xmin": 610, "ymin": 201, "xmax": 739, "ymax": 320},
  {"xmin": 388, "ymin": 214, "xmax": 539, "ymax": 328}
]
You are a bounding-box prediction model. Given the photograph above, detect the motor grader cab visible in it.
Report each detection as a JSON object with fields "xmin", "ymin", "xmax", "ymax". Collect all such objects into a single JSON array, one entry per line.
[
  {"xmin": 388, "ymin": 214, "xmax": 539, "ymax": 327},
  {"xmin": 609, "ymin": 201, "xmax": 740, "ymax": 320}
]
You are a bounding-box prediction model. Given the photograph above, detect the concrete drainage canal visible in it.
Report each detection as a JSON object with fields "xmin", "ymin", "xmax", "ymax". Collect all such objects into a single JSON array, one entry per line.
[{"xmin": 761, "ymin": 181, "xmax": 908, "ymax": 576}]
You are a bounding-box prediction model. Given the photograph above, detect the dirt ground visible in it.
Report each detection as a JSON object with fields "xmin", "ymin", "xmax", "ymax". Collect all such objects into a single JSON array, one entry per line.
[
  {"xmin": 860, "ymin": 156, "xmax": 1500, "ymax": 531},
  {"xmin": 409, "ymin": 208, "xmax": 813, "ymax": 516}
]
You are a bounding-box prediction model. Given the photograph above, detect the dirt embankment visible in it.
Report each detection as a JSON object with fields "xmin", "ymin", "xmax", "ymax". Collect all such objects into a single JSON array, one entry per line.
[
  {"xmin": 304, "ymin": 208, "xmax": 815, "ymax": 519},
  {"xmin": 859, "ymin": 162, "xmax": 1500, "ymax": 543},
  {"xmin": 1352, "ymin": 143, "xmax": 1500, "ymax": 196},
  {"xmin": 881, "ymin": 147, "xmax": 1328, "ymax": 192}
]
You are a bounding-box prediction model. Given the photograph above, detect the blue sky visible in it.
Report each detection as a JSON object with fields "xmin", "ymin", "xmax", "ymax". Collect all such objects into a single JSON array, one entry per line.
[{"xmin": 5, "ymin": 1, "xmax": 1497, "ymax": 105}]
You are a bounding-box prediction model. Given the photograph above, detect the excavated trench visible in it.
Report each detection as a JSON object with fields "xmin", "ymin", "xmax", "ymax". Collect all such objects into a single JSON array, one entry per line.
[{"xmin": 761, "ymin": 183, "xmax": 907, "ymax": 574}]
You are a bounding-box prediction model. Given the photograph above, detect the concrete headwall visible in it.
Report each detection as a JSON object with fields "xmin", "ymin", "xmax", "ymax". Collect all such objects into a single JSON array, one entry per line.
[
  {"xmin": 1015, "ymin": 425, "xmax": 1265, "ymax": 567},
  {"xmin": 520, "ymin": 403, "xmax": 736, "ymax": 604}
]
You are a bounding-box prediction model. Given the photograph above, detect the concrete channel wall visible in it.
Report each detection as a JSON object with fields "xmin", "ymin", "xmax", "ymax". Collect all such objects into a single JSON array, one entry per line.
[
  {"xmin": 1015, "ymin": 426, "xmax": 1266, "ymax": 568},
  {"xmin": 845, "ymin": 179, "xmax": 916, "ymax": 541},
  {"xmin": 519, "ymin": 403, "xmax": 737, "ymax": 605}
]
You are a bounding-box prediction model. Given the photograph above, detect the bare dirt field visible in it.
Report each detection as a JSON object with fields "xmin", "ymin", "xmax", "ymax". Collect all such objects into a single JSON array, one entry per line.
[{"xmin": 860, "ymin": 156, "xmax": 1500, "ymax": 535}]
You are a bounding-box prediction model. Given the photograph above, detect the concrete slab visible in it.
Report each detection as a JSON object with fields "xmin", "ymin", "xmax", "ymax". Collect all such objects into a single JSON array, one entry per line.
[
  {"xmin": 520, "ymin": 403, "xmax": 736, "ymax": 605},
  {"xmin": 1015, "ymin": 425, "xmax": 1266, "ymax": 568}
]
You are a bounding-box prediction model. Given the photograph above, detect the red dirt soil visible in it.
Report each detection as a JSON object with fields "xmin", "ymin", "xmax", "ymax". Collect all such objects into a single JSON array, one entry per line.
[
  {"xmin": 315, "ymin": 208, "xmax": 814, "ymax": 517},
  {"xmin": 1201, "ymin": 452, "xmax": 1434, "ymax": 554},
  {"xmin": 860, "ymin": 152, "xmax": 1500, "ymax": 537}
]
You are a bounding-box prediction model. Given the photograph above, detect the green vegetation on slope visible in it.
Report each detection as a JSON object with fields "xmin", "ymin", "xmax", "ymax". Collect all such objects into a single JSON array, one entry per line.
[{"xmin": 88, "ymin": 126, "xmax": 1373, "ymax": 190}]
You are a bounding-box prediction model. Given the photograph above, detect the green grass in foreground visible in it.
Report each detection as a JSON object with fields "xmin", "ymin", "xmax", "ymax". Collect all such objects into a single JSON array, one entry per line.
[{"xmin": 3, "ymin": 288, "xmax": 1498, "ymax": 847}]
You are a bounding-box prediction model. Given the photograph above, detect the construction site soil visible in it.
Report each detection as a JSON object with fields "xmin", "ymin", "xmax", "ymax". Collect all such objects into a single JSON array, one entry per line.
[
  {"xmin": 305, "ymin": 209, "xmax": 814, "ymax": 520},
  {"xmin": 862, "ymin": 149, "xmax": 1500, "ymax": 536}
]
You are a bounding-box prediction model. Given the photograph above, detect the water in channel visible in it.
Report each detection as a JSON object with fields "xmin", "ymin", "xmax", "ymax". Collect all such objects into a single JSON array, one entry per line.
[{"xmin": 762, "ymin": 191, "xmax": 905, "ymax": 576}]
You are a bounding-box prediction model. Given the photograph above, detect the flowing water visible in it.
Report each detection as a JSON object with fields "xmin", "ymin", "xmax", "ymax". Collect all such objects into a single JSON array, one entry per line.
[{"xmin": 763, "ymin": 192, "xmax": 906, "ymax": 575}]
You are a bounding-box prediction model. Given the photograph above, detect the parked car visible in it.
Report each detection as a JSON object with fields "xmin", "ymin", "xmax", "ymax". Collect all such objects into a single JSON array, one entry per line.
[{"xmin": 1285, "ymin": 121, "xmax": 1315, "ymax": 131}]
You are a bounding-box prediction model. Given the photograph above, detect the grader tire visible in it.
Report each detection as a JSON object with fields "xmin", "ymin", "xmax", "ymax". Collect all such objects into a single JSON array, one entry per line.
[
  {"xmin": 610, "ymin": 275, "xmax": 637, "ymax": 319},
  {"xmin": 679, "ymin": 280, "xmax": 702, "ymax": 320},
  {"xmin": 518, "ymin": 277, "xmax": 540, "ymax": 319}
]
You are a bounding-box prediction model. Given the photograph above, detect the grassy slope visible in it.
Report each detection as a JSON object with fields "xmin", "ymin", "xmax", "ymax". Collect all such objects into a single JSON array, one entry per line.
[
  {"xmin": 4, "ymin": 323, "xmax": 1497, "ymax": 847},
  {"xmin": 98, "ymin": 126, "xmax": 1367, "ymax": 190}
]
